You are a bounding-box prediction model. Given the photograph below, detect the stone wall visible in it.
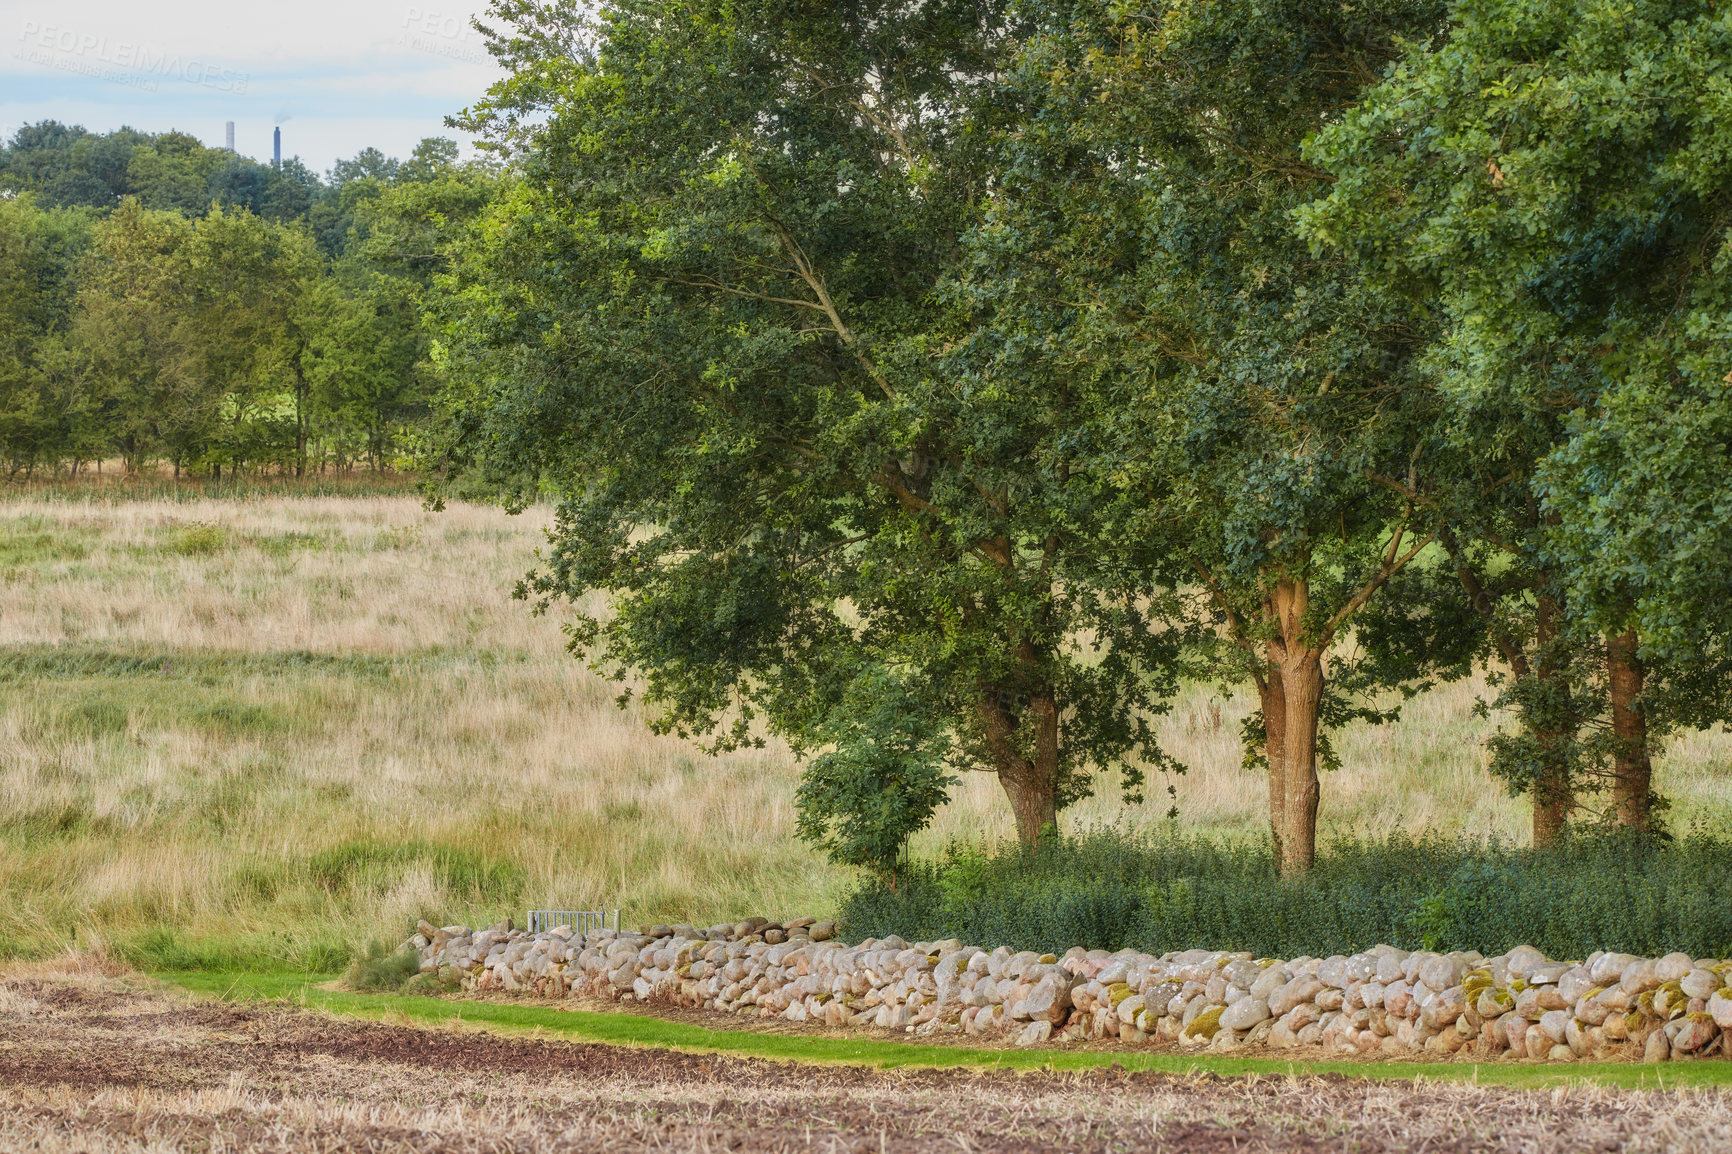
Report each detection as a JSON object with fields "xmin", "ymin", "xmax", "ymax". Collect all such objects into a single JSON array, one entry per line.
[{"xmin": 404, "ymin": 917, "xmax": 1732, "ymax": 1062}]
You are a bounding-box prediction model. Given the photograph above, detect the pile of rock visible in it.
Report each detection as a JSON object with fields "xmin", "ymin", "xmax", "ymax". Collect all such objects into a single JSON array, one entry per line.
[{"xmin": 403, "ymin": 920, "xmax": 1732, "ymax": 1062}]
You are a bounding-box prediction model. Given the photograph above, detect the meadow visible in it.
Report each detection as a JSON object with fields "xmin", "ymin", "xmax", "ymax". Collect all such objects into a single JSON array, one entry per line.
[{"xmin": 4, "ymin": 488, "xmax": 1732, "ymax": 969}]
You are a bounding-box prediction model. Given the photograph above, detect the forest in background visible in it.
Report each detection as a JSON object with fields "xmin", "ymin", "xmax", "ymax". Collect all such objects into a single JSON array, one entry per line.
[{"xmin": 0, "ymin": 123, "xmax": 494, "ymax": 478}]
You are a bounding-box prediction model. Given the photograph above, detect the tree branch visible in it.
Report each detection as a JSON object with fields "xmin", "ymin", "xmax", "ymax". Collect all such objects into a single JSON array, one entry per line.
[
  {"xmin": 769, "ymin": 220, "xmax": 894, "ymax": 398},
  {"xmin": 1321, "ymin": 530, "xmax": 1435, "ymax": 643},
  {"xmin": 658, "ymin": 276, "xmax": 830, "ymax": 313}
]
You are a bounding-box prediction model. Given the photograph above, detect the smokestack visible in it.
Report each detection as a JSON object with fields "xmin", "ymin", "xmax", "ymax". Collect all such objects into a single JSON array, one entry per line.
[
  {"xmin": 273, "ymin": 127, "xmax": 281, "ymax": 168},
  {"xmin": 225, "ymin": 121, "xmax": 234, "ymax": 152}
]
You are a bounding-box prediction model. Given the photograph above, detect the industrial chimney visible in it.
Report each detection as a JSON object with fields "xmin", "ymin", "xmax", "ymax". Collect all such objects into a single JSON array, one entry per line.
[
  {"xmin": 225, "ymin": 121, "xmax": 234, "ymax": 152},
  {"xmin": 273, "ymin": 127, "xmax": 281, "ymax": 168}
]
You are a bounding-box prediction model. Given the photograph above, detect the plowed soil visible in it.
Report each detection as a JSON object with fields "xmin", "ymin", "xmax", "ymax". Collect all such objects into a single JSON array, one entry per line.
[{"xmin": 3, "ymin": 962, "xmax": 1731, "ymax": 1153}]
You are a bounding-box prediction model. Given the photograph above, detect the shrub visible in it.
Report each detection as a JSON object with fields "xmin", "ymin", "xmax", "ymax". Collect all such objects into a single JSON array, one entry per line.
[
  {"xmin": 345, "ymin": 940, "xmax": 422, "ymax": 991},
  {"xmin": 795, "ymin": 665, "xmax": 956, "ymax": 882},
  {"xmin": 837, "ymin": 826, "xmax": 1732, "ymax": 960},
  {"xmin": 169, "ymin": 524, "xmax": 228, "ymax": 555}
]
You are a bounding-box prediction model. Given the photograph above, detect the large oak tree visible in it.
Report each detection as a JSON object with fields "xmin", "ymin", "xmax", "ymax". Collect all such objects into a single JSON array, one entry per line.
[
  {"xmin": 439, "ymin": 0, "xmax": 1186, "ymax": 856},
  {"xmin": 1301, "ymin": 0, "xmax": 1732, "ymax": 837},
  {"xmin": 958, "ymin": 0, "xmax": 1450, "ymax": 873}
]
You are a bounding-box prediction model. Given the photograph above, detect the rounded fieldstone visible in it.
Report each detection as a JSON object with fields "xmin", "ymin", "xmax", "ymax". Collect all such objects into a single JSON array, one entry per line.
[
  {"xmin": 1419, "ymin": 955, "xmax": 1467, "ymax": 993},
  {"xmin": 1219, "ymin": 997, "xmax": 1271, "ymax": 1031},
  {"xmin": 1655, "ymin": 952, "xmax": 1695, "ymax": 983},
  {"xmin": 1673, "ymin": 1013, "xmax": 1719, "ymax": 1053},
  {"xmin": 1620, "ymin": 959, "xmax": 1660, "ymax": 995},
  {"xmin": 1681, "ymin": 968, "xmax": 1723, "ymax": 1001},
  {"xmin": 1317, "ymin": 956, "xmax": 1350, "ymax": 989}
]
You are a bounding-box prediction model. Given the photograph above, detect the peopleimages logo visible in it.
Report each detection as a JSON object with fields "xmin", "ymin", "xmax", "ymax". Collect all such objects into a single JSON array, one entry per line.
[
  {"xmin": 16, "ymin": 21, "xmax": 250, "ymax": 94},
  {"xmin": 399, "ymin": 7, "xmax": 489, "ymax": 66}
]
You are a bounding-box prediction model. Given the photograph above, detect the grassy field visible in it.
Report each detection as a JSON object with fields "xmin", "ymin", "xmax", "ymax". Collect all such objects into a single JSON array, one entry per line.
[{"xmin": 4, "ymin": 487, "xmax": 1732, "ymax": 967}]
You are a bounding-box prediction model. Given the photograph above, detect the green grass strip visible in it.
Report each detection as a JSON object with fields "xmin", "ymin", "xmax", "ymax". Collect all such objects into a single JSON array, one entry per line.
[{"xmin": 159, "ymin": 971, "xmax": 1732, "ymax": 1090}]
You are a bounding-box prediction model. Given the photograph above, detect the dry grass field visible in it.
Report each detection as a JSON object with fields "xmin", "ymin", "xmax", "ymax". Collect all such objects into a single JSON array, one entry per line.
[
  {"xmin": 3, "ymin": 488, "xmax": 1732, "ymax": 966},
  {"xmin": 5, "ymin": 958, "xmax": 1732, "ymax": 1153}
]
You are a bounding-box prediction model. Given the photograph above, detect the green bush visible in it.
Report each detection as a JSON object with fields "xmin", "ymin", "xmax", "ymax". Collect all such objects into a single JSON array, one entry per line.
[
  {"xmin": 345, "ymin": 940, "xmax": 423, "ymax": 991},
  {"xmin": 168, "ymin": 524, "xmax": 228, "ymax": 556},
  {"xmin": 838, "ymin": 827, "xmax": 1732, "ymax": 960}
]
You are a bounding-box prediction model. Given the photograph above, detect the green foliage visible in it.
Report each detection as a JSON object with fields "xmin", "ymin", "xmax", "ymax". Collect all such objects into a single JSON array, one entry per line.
[
  {"xmin": 795, "ymin": 666, "xmax": 958, "ymax": 880},
  {"xmin": 168, "ymin": 524, "xmax": 228, "ymax": 555},
  {"xmin": 344, "ymin": 940, "xmax": 425, "ymax": 991},
  {"xmin": 0, "ymin": 123, "xmax": 498, "ymax": 481},
  {"xmin": 1299, "ymin": 0, "xmax": 1732, "ymax": 823},
  {"xmin": 0, "ymin": 194, "xmax": 94, "ymax": 476},
  {"xmin": 440, "ymin": 0, "xmax": 1188, "ymax": 850},
  {"xmin": 950, "ymin": 0, "xmax": 1456, "ymax": 871},
  {"xmin": 840, "ymin": 827, "xmax": 1732, "ymax": 959},
  {"xmin": 116, "ymin": 926, "xmax": 351, "ymax": 974}
]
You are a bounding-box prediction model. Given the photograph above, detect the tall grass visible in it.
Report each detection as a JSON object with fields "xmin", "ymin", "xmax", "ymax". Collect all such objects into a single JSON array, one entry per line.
[
  {"xmin": 842, "ymin": 827, "xmax": 1732, "ymax": 960},
  {"xmin": 5, "ymin": 467, "xmax": 424, "ymax": 503},
  {"xmin": 1, "ymin": 491, "xmax": 1729, "ymax": 970},
  {"xmin": 0, "ymin": 494, "xmax": 833, "ymax": 969}
]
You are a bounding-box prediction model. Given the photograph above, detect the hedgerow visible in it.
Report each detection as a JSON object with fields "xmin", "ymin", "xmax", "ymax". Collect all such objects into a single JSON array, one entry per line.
[{"xmin": 838, "ymin": 827, "xmax": 1732, "ymax": 960}]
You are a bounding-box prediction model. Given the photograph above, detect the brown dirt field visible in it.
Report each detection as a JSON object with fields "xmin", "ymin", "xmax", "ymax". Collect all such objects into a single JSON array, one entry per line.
[{"xmin": 4, "ymin": 961, "xmax": 1732, "ymax": 1153}]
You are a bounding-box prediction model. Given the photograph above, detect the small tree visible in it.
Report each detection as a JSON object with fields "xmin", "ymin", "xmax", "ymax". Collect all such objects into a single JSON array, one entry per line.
[
  {"xmin": 794, "ymin": 665, "xmax": 957, "ymax": 885},
  {"xmin": 0, "ymin": 195, "xmax": 91, "ymax": 477},
  {"xmin": 70, "ymin": 200, "xmax": 197, "ymax": 473}
]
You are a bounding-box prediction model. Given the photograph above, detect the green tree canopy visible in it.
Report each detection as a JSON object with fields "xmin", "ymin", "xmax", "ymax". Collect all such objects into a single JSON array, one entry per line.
[
  {"xmin": 1301, "ymin": 0, "xmax": 1732, "ymax": 834},
  {"xmin": 0, "ymin": 195, "xmax": 94, "ymax": 476},
  {"xmin": 956, "ymin": 0, "xmax": 1451, "ymax": 873},
  {"xmin": 438, "ymin": 0, "xmax": 1187, "ymax": 853},
  {"xmin": 0, "ymin": 126, "xmax": 481, "ymax": 479}
]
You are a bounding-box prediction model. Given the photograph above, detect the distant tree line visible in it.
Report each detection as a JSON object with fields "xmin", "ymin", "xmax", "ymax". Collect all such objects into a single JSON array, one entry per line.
[
  {"xmin": 0, "ymin": 123, "xmax": 496, "ymax": 478},
  {"xmin": 432, "ymin": 0, "xmax": 1732, "ymax": 877}
]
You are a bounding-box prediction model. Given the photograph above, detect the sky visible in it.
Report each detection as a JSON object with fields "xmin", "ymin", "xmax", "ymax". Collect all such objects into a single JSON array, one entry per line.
[{"xmin": 0, "ymin": 0, "xmax": 506, "ymax": 174}]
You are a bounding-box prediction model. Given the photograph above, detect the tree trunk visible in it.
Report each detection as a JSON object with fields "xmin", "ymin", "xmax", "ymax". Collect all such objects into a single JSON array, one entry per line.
[
  {"xmin": 1607, "ymin": 628, "xmax": 1652, "ymax": 831},
  {"xmin": 1269, "ymin": 579, "xmax": 1323, "ymax": 876},
  {"xmin": 1255, "ymin": 661, "xmax": 1287, "ymax": 861},
  {"xmin": 1277, "ymin": 646, "xmax": 1324, "ymax": 876},
  {"xmin": 979, "ymin": 684, "xmax": 1059, "ymax": 849},
  {"xmin": 998, "ymin": 766, "xmax": 1056, "ymax": 848},
  {"xmin": 1531, "ymin": 765, "xmax": 1570, "ymax": 845},
  {"xmin": 1531, "ymin": 594, "xmax": 1573, "ymax": 846}
]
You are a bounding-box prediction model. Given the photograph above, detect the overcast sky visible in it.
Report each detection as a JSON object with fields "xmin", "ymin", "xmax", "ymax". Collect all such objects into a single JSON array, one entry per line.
[{"xmin": 1, "ymin": 0, "xmax": 505, "ymax": 174}]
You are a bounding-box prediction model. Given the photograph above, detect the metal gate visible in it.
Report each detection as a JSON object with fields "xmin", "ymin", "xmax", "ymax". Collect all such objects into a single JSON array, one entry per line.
[{"xmin": 526, "ymin": 908, "xmax": 619, "ymax": 935}]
